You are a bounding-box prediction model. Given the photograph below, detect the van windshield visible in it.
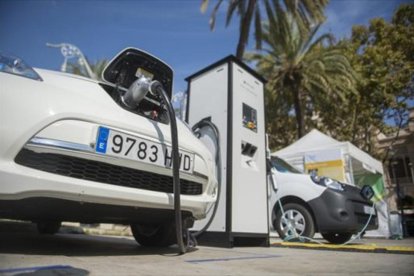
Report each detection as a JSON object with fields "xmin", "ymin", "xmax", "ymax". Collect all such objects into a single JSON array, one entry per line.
[{"xmin": 271, "ymin": 156, "xmax": 302, "ymax": 174}]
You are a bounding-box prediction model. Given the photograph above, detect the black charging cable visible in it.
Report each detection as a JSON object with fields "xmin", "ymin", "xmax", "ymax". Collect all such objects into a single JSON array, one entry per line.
[{"xmin": 149, "ymin": 81, "xmax": 186, "ymax": 254}]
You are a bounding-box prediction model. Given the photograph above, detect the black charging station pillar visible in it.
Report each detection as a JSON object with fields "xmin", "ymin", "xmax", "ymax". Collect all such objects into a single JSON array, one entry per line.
[{"xmin": 186, "ymin": 56, "xmax": 269, "ymax": 247}]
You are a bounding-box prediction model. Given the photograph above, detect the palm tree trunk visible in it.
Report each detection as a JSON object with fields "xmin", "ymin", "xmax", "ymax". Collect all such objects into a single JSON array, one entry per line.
[
  {"xmin": 351, "ymin": 104, "xmax": 358, "ymax": 143},
  {"xmin": 293, "ymin": 88, "xmax": 305, "ymax": 138},
  {"xmin": 236, "ymin": 0, "xmax": 256, "ymax": 59}
]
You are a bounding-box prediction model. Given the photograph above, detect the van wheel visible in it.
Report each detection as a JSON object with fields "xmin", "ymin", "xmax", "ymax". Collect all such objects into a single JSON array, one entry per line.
[
  {"xmin": 274, "ymin": 203, "xmax": 315, "ymax": 241},
  {"xmin": 36, "ymin": 221, "xmax": 61, "ymax": 234},
  {"xmin": 130, "ymin": 222, "xmax": 176, "ymax": 247},
  {"xmin": 322, "ymin": 232, "xmax": 353, "ymax": 244}
]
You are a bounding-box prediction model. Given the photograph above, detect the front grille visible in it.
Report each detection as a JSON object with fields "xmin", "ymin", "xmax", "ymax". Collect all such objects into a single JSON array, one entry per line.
[{"xmin": 15, "ymin": 149, "xmax": 202, "ymax": 195}]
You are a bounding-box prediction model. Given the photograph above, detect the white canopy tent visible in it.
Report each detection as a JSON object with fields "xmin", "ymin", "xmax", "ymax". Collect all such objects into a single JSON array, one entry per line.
[
  {"xmin": 272, "ymin": 129, "xmax": 383, "ymax": 183},
  {"xmin": 272, "ymin": 129, "xmax": 390, "ymax": 237}
]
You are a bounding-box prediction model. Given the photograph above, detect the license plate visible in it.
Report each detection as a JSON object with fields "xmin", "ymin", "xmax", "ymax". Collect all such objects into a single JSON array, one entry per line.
[
  {"xmin": 95, "ymin": 126, "xmax": 194, "ymax": 173},
  {"xmin": 363, "ymin": 205, "xmax": 375, "ymax": 215}
]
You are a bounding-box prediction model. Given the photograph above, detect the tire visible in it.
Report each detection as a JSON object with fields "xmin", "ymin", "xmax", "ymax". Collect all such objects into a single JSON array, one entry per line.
[
  {"xmin": 36, "ymin": 221, "xmax": 61, "ymax": 235},
  {"xmin": 130, "ymin": 222, "xmax": 176, "ymax": 247},
  {"xmin": 322, "ymin": 232, "xmax": 353, "ymax": 244},
  {"xmin": 274, "ymin": 203, "xmax": 315, "ymax": 240}
]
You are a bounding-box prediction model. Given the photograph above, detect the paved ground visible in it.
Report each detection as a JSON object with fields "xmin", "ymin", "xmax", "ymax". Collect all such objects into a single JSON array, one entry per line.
[{"xmin": 0, "ymin": 221, "xmax": 413, "ymax": 275}]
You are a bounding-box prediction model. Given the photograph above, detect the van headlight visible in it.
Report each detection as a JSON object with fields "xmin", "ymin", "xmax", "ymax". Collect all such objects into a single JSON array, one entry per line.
[
  {"xmin": 0, "ymin": 52, "xmax": 42, "ymax": 81},
  {"xmin": 311, "ymin": 175, "xmax": 344, "ymax": 191}
]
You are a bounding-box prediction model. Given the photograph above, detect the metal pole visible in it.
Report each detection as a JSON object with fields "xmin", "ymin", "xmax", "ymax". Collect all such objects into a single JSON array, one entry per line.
[
  {"xmin": 46, "ymin": 43, "xmax": 97, "ymax": 80},
  {"xmin": 391, "ymin": 156, "xmax": 406, "ymax": 237}
]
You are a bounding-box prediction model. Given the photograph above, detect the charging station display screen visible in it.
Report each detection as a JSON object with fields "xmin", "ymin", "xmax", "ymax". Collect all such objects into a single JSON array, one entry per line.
[{"xmin": 242, "ymin": 103, "xmax": 257, "ymax": 132}]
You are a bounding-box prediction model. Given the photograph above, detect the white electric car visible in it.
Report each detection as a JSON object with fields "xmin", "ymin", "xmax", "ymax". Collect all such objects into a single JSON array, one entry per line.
[
  {"xmin": 268, "ymin": 156, "xmax": 378, "ymax": 244},
  {"xmin": 0, "ymin": 48, "xmax": 217, "ymax": 247}
]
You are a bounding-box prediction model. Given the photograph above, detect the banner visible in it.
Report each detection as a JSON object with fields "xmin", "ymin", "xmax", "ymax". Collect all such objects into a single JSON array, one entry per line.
[
  {"xmin": 356, "ymin": 174, "xmax": 390, "ymax": 237},
  {"xmin": 355, "ymin": 173, "xmax": 386, "ymax": 202},
  {"xmin": 304, "ymin": 149, "xmax": 345, "ymax": 182}
]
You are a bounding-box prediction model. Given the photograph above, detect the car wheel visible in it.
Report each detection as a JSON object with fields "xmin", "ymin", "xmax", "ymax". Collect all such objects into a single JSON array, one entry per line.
[
  {"xmin": 36, "ymin": 221, "xmax": 62, "ymax": 234},
  {"xmin": 322, "ymin": 232, "xmax": 353, "ymax": 244},
  {"xmin": 130, "ymin": 222, "xmax": 176, "ymax": 247},
  {"xmin": 274, "ymin": 203, "xmax": 315, "ymax": 240}
]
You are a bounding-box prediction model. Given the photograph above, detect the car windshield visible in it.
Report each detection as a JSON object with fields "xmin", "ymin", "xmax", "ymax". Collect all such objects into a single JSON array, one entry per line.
[{"xmin": 271, "ymin": 156, "xmax": 302, "ymax": 174}]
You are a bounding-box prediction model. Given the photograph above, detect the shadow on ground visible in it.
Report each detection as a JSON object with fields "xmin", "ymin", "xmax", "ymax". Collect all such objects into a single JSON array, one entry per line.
[{"xmin": 0, "ymin": 220, "xmax": 197, "ymax": 257}]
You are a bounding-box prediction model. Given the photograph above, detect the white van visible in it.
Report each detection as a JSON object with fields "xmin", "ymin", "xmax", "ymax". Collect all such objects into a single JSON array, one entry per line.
[{"xmin": 268, "ymin": 156, "xmax": 378, "ymax": 244}]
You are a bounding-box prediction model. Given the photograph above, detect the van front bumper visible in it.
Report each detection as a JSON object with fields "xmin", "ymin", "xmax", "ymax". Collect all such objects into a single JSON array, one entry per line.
[{"xmin": 308, "ymin": 185, "xmax": 378, "ymax": 234}]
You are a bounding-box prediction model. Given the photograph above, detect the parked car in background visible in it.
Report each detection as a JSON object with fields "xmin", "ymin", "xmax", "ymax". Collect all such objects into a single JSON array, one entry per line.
[{"xmin": 268, "ymin": 156, "xmax": 378, "ymax": 244}]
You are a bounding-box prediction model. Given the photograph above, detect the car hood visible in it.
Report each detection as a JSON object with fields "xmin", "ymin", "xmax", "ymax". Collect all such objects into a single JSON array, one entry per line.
[{"xmin": 24, "ymin": 68, "xmax": 213, "ymax": 162}]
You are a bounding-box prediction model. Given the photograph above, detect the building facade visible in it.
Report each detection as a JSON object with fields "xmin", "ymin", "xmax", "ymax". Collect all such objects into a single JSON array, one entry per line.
[{"xmin": 377, "ymin": 107, "xmax": 414, "ymax": 236}]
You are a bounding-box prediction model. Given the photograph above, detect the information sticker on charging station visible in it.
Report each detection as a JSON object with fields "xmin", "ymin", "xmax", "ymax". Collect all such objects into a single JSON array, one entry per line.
[{"xmin": 242, "ymin": 103, "xmax": 257, "ymax": 132}]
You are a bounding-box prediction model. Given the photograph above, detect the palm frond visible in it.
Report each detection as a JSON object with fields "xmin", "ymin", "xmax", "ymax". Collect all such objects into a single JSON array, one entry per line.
[
  {"xmin": 200, "ymin": 0, "xmax": 209, "ymax": 13},
  {"xmin": 209, "ymin": 0, "xmax": 224, "ymax": 30}
]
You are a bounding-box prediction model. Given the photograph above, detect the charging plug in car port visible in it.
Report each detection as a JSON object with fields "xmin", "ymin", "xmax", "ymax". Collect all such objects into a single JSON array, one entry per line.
[{"xmin": 360, "ymin": 185, "xmax": 375, "ymax": 201}]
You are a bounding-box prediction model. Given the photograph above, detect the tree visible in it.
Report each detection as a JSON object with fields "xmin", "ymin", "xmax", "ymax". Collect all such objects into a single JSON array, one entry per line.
[
  {"xmin": 248, "ymin": 5, "xmax": 357, "ymax": 141},
  {"xmin": 67, "ymin": 58, "xmax": 108, "ymax": 81},
  {"xmin": 201, "ymin": 0, "xmax": 328, "ymax": 59},
  {"xmin": 335, "ymin": 3, "xmax": 414, "ymax": 158}
]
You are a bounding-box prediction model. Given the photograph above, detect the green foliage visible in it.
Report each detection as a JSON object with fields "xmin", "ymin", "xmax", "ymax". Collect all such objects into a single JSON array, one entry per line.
[
  {"xmin": 334, "ymin": 3, "xmax": 414, "ymax": 158},
  {"xmin": 66, "ymin": 58, "xmax": 108, "ymax": 81},
  {"xmin": 251, "ymin": 3, "xmax": 413, "ymax": 156}
]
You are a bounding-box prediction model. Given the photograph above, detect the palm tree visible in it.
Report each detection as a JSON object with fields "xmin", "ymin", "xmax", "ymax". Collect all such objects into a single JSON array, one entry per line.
[
  {"xmin": 248, "ymin": 6, "xmax": 357, "ymax": 138},
  {"xmin": 67, "ymin": 59, "xmax": 108, "ymax": 81},
  {"xmin": 89, "ymin": 59, "xmax": 109, "ymax": 80},
  {"xmin": 201, "ymin": 0, "xmax": 328, "ymax": 59}
]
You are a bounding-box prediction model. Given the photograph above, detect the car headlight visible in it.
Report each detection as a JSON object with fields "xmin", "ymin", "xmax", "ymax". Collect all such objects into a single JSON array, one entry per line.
[
  {"xmin": 0, "ymin": 52, "xmax": 42, "ymax": 81},
  {"xmin": 311, "ymin": 175, "xmax": 344, "ymax": 191}
]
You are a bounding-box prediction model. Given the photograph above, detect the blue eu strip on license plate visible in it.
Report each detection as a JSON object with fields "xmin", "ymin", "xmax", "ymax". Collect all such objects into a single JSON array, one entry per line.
[{"xmin": 96, "ymin": 126, "xmax": 110, "ymax": 154}]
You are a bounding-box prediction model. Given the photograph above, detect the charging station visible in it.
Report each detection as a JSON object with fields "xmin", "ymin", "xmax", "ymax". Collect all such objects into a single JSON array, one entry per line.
[{"xmin": 186, "ymin": 56, "xmax": 269, "ymax": 247}]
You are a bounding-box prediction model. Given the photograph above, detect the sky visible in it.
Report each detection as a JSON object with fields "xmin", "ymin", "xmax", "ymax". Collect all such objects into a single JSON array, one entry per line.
[{"xmin": 0, "ymin": 0, "xmax": 411, "ymax": 95}]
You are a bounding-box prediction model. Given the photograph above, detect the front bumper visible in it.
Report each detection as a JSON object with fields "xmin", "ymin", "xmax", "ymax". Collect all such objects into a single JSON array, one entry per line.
[
  {"xmin": 308, "ymin": 185, "xmax": 378, "ymax": 234},
  {"xmin": 0, "ymin": 71, "xmax": 217, "ymax": 223},
  {"xmin": 0, "ymin": 119, "xmax": 217, "ymax": 221}
]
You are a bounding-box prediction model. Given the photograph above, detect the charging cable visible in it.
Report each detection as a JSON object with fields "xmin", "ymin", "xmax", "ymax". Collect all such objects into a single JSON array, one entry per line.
[
  {"xmin": 343, "ymin": 202, "xmax": 375, "ymax": 245},
  {"xmin": 149, "ymin": 81, "xmax": 187, "ymax": 254}
]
